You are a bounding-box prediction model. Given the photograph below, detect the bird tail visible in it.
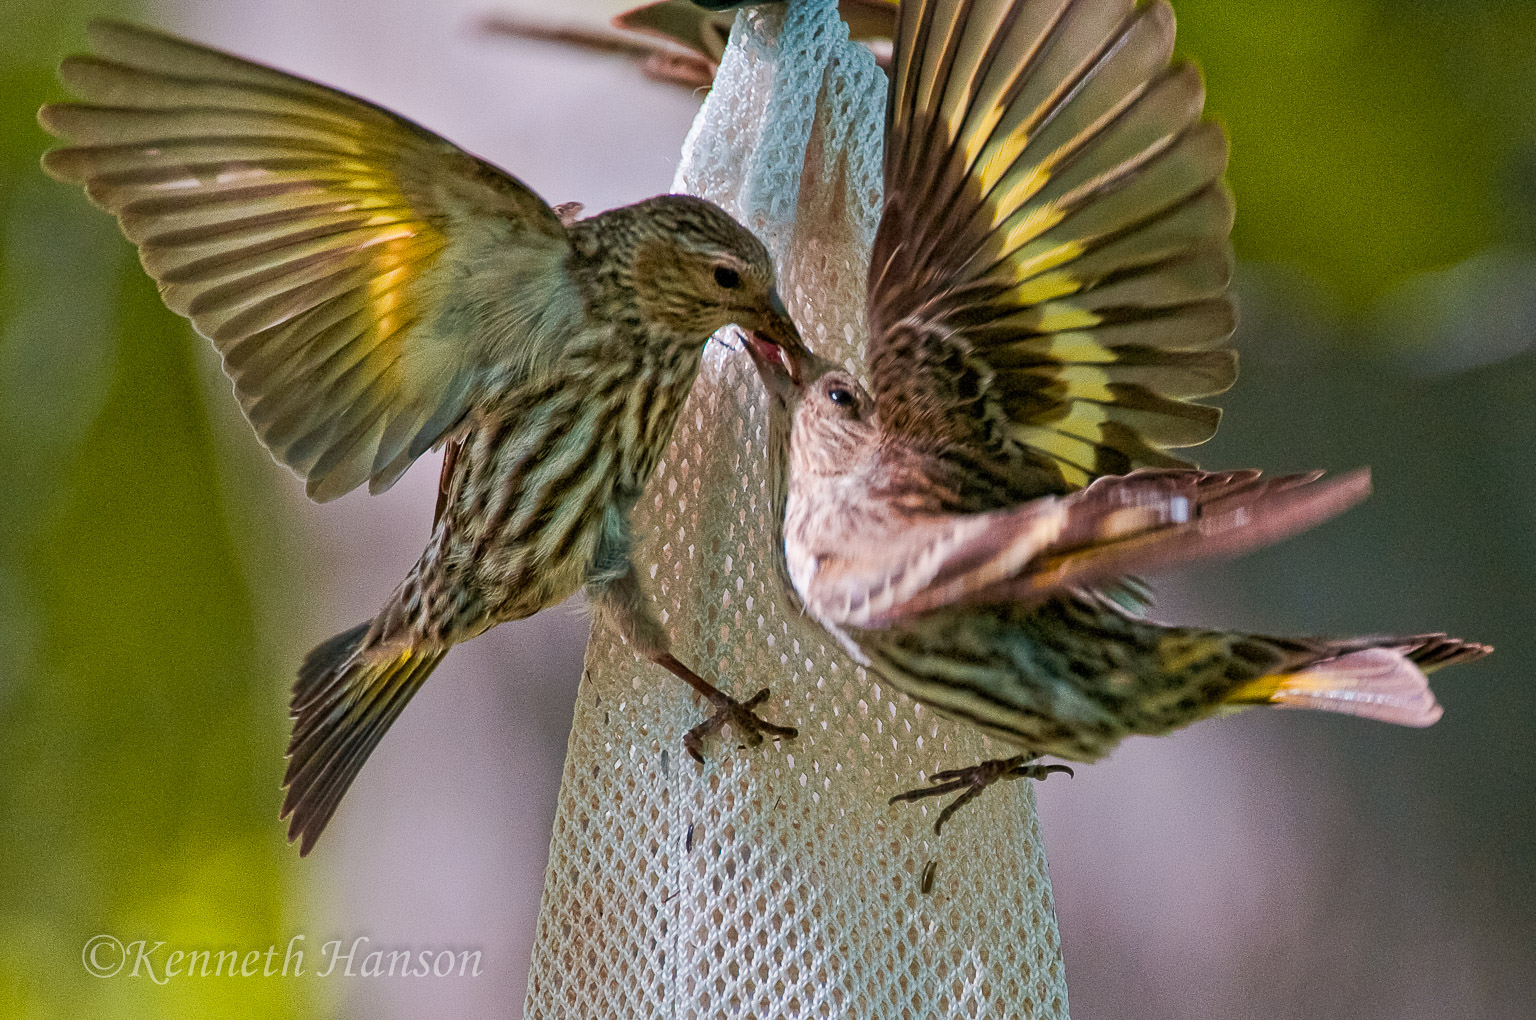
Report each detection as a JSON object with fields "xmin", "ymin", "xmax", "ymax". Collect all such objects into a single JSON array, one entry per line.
[
  {"xmin": 281, "ymin": 622, "xmax": 445, "ymax": 855},
  {"xmin": 1225, "ymin": 634, "xmax": 1491, "ymax": 728}
]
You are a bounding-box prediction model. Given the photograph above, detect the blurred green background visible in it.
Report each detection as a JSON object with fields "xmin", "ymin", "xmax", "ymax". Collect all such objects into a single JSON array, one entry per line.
[
  {"xmin": 1, "ymin": 1, "xmax": 1533, "ymax": 1018},
  {"xmin": 1, "ymin": 1, "xmax": 310, "ymax": 1018}
]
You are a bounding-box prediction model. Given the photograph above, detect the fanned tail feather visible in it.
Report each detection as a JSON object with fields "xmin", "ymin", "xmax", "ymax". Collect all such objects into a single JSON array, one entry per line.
[
  {"xmin": 282, "ymin": 623, "xmax": 444, "ymax": 855},
  {"xmin": 1227, "ymin": 634, "xmax": 1491, "ymax": 728}
]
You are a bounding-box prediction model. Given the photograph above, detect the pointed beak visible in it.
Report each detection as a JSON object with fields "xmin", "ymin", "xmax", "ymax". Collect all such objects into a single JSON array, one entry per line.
[
  {"xmin": 746, "ymin": 287, "xmax": 805, "ymax": 385},
  {"xmin": 745, "ymin": 330, "xmax": 796, "ymax": 385},
  {"xmin": 765, "ymin": 287, "xmax": 801, "ymax": 348}
]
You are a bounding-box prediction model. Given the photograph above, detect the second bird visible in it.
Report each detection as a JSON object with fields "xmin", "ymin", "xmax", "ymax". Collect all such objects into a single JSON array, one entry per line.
[{"xmin": 744, "ymin": 0, "xmax": 1490, "ymax": 832}]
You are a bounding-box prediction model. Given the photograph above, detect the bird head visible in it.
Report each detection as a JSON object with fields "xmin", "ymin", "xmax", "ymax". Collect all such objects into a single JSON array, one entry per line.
[
  {"xmin": 620, "ymin": 195, "xmax": 802, "ymax": 357},
  {"xmin": 787, "ymin": 369, "xmax": 878, "ymax": 476},
  {"xmin": 743, "ymin": 333, "xmax": 875, "ymax": 479},
  {"xmin": 741, "ymin": 317, "xmax": 874, "ymax": 571}
]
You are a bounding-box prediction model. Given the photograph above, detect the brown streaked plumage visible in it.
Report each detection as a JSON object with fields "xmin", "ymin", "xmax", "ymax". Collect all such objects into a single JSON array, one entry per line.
[
  {"xmin": 750, "ymin": 344, "xmax": 1490, "ymax": 834},
  {"xmin": 40, "ymin": 20, "xmax": 802, "ymax": 855},
  {"xmin": 741, "ymin": 0, "xmax": 1492, "ymax": 832}
]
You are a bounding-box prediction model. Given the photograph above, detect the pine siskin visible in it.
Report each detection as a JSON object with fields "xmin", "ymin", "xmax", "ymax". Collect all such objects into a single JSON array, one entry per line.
[
  {"xmin": 40, "ymin": 21, "xmax": 802, "ymax": 854},
  {"xmin": 741, "ymin": 0, "xmax": 1491, "ymax": 832},
  {"xmin": 482, "ymin": 0, "xmax": 897, "ymax": 90}
]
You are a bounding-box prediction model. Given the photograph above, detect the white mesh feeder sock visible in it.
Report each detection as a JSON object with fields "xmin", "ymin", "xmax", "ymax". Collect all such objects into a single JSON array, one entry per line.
[{"xmin": 523, "ymin": 3, "xmax": 1069, "ymax": 1017}]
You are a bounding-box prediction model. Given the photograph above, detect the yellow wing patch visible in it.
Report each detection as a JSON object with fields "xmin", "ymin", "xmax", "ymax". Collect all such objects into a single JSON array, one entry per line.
[
  {"xmin": 1005, "ymin": 238, "xmax": 1085, "ymax": 283},
  {"xmin": 868, "ymin": 0, "xmax": 1235, "ymax": 487},
  {"xmin": 40, "ymin": 20, "xmax": 571, "ymax": 502}
]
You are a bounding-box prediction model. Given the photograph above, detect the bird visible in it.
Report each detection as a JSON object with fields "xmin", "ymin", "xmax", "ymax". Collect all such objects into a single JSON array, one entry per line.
[
  {"xmin": 39, "ymin": 20, "xmax": 803, "ymax": 854},
  {"xmin": 740, "ymin": 0, "xmax": 1492, "ymax": 833},
  {"xmin": 481, "ymin": 0, "xmax": 897, "ymax": 91}
]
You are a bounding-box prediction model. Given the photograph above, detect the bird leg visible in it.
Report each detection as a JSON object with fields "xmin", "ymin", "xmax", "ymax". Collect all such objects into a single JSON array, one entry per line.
[
  {"xmin": 650, "ymin": 651, "xmax": 798, "ymax": 764},
  {"xmin": 591, "ymin": 561, "xmax": 797, "ymax": 763},
  {"xmin": 890, "ymin": 755, "xmax": 1074, "ymax": 835}
]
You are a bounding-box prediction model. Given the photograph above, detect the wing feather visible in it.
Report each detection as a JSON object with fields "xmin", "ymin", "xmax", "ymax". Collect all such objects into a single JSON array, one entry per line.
[
  {"xmin": 808, "ymin": 469, "xmax": 1370, "ymax": 629},
  {"xmin": 40, "ymin": 20, "xmax": 579, "ymax": 501},
  {"xmin": 870, "ymin": 0, "xmax": 1234, "ymax": 491}
]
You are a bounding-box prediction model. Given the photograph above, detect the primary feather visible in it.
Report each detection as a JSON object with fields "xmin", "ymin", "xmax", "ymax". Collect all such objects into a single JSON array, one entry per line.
[
  {"xmin": 41, "ymin": 20, "xmax": 580, "ymax": 501},
  {"xmin": 870, "ymin": 0, "xmax": 1234, "ymax": 490}
]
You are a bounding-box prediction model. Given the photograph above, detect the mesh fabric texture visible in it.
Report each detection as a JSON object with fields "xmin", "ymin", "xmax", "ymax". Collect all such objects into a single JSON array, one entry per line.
[{"xmin": 523, "ymin": 3, "xmax": 1069, "ymax": 1016}]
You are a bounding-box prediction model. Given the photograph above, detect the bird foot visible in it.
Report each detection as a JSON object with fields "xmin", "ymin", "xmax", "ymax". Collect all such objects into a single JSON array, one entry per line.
[
  {"xmin": 890, "ymin": 754, "xmax": 1073, "ymax": 834},
  {"xmin": 683, "ymin": 688, "xmax": 798, "ymax": 764}
]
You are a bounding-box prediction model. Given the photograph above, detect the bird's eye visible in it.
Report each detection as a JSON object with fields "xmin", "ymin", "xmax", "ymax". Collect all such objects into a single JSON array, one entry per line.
[
  {"xmin": 713, "ymin": 266, "xmax": 740, "ymax": 289},
  {"xmin": 827, "ymin": 386, "xmax": 855, "ymax": 407}
]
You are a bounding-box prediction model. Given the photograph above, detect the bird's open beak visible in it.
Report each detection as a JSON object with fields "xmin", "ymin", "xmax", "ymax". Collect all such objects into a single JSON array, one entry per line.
[
  {"xmin": 746, "ymin": 287, "xmax": 805, "ymax": 385},
  {"xmin": 745, "ymin": 331, "xmax": 796, "ymax": 383}
]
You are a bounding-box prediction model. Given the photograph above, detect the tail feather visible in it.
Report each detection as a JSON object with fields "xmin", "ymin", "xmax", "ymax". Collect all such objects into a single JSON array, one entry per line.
[
  {"xmin": 292, "ymin": 622, "xmax": 370, "ymax": 707},
  {"xmin": 1227, "ymin": 634, "xmax": 1491, "ymax": 729},
  {"xmin": 282, "ymin": 625, "xmax": 444, "ymax": 856},
  {"xmin": 1387, "ymin": 633, "xmax": 1492, "ymax": 672},
  {"xmin": 1263, "ymin": 648, "xmax": 1444, "ymax": 727}
]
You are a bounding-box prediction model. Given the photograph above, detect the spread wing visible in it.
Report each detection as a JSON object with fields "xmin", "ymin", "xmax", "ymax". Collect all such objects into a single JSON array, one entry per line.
[
  {"xmin": 40, "ymin": 20, "xmax": 580, "ymax": 501},
  {"xmin": 868, "ymin": 0, "xmax": 1236, "ymax": 489},
  {"xmin": 799, "ymin": 468, "xmax": 1370, "ymax": 629},
  {"xmin": 963, "ymin": 467, "xmax": 1371, "ymax": 610},
  {"xmin": 789, "ymin": 494, "xmax": 1071, "ymax": 629}
]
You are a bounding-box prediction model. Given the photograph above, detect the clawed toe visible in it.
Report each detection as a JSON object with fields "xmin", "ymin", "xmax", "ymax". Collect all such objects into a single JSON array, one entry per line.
[
  {"xmin": 652, "ymin": 653, "xmax": 797, "ymax": 764},
  {"xmin": 684, "ymin": 687, "xmax": 798, "ymax": 764},
  {"xmin": 891, "ymin": 754, "xmax": 1072, "ymax": 834}
]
